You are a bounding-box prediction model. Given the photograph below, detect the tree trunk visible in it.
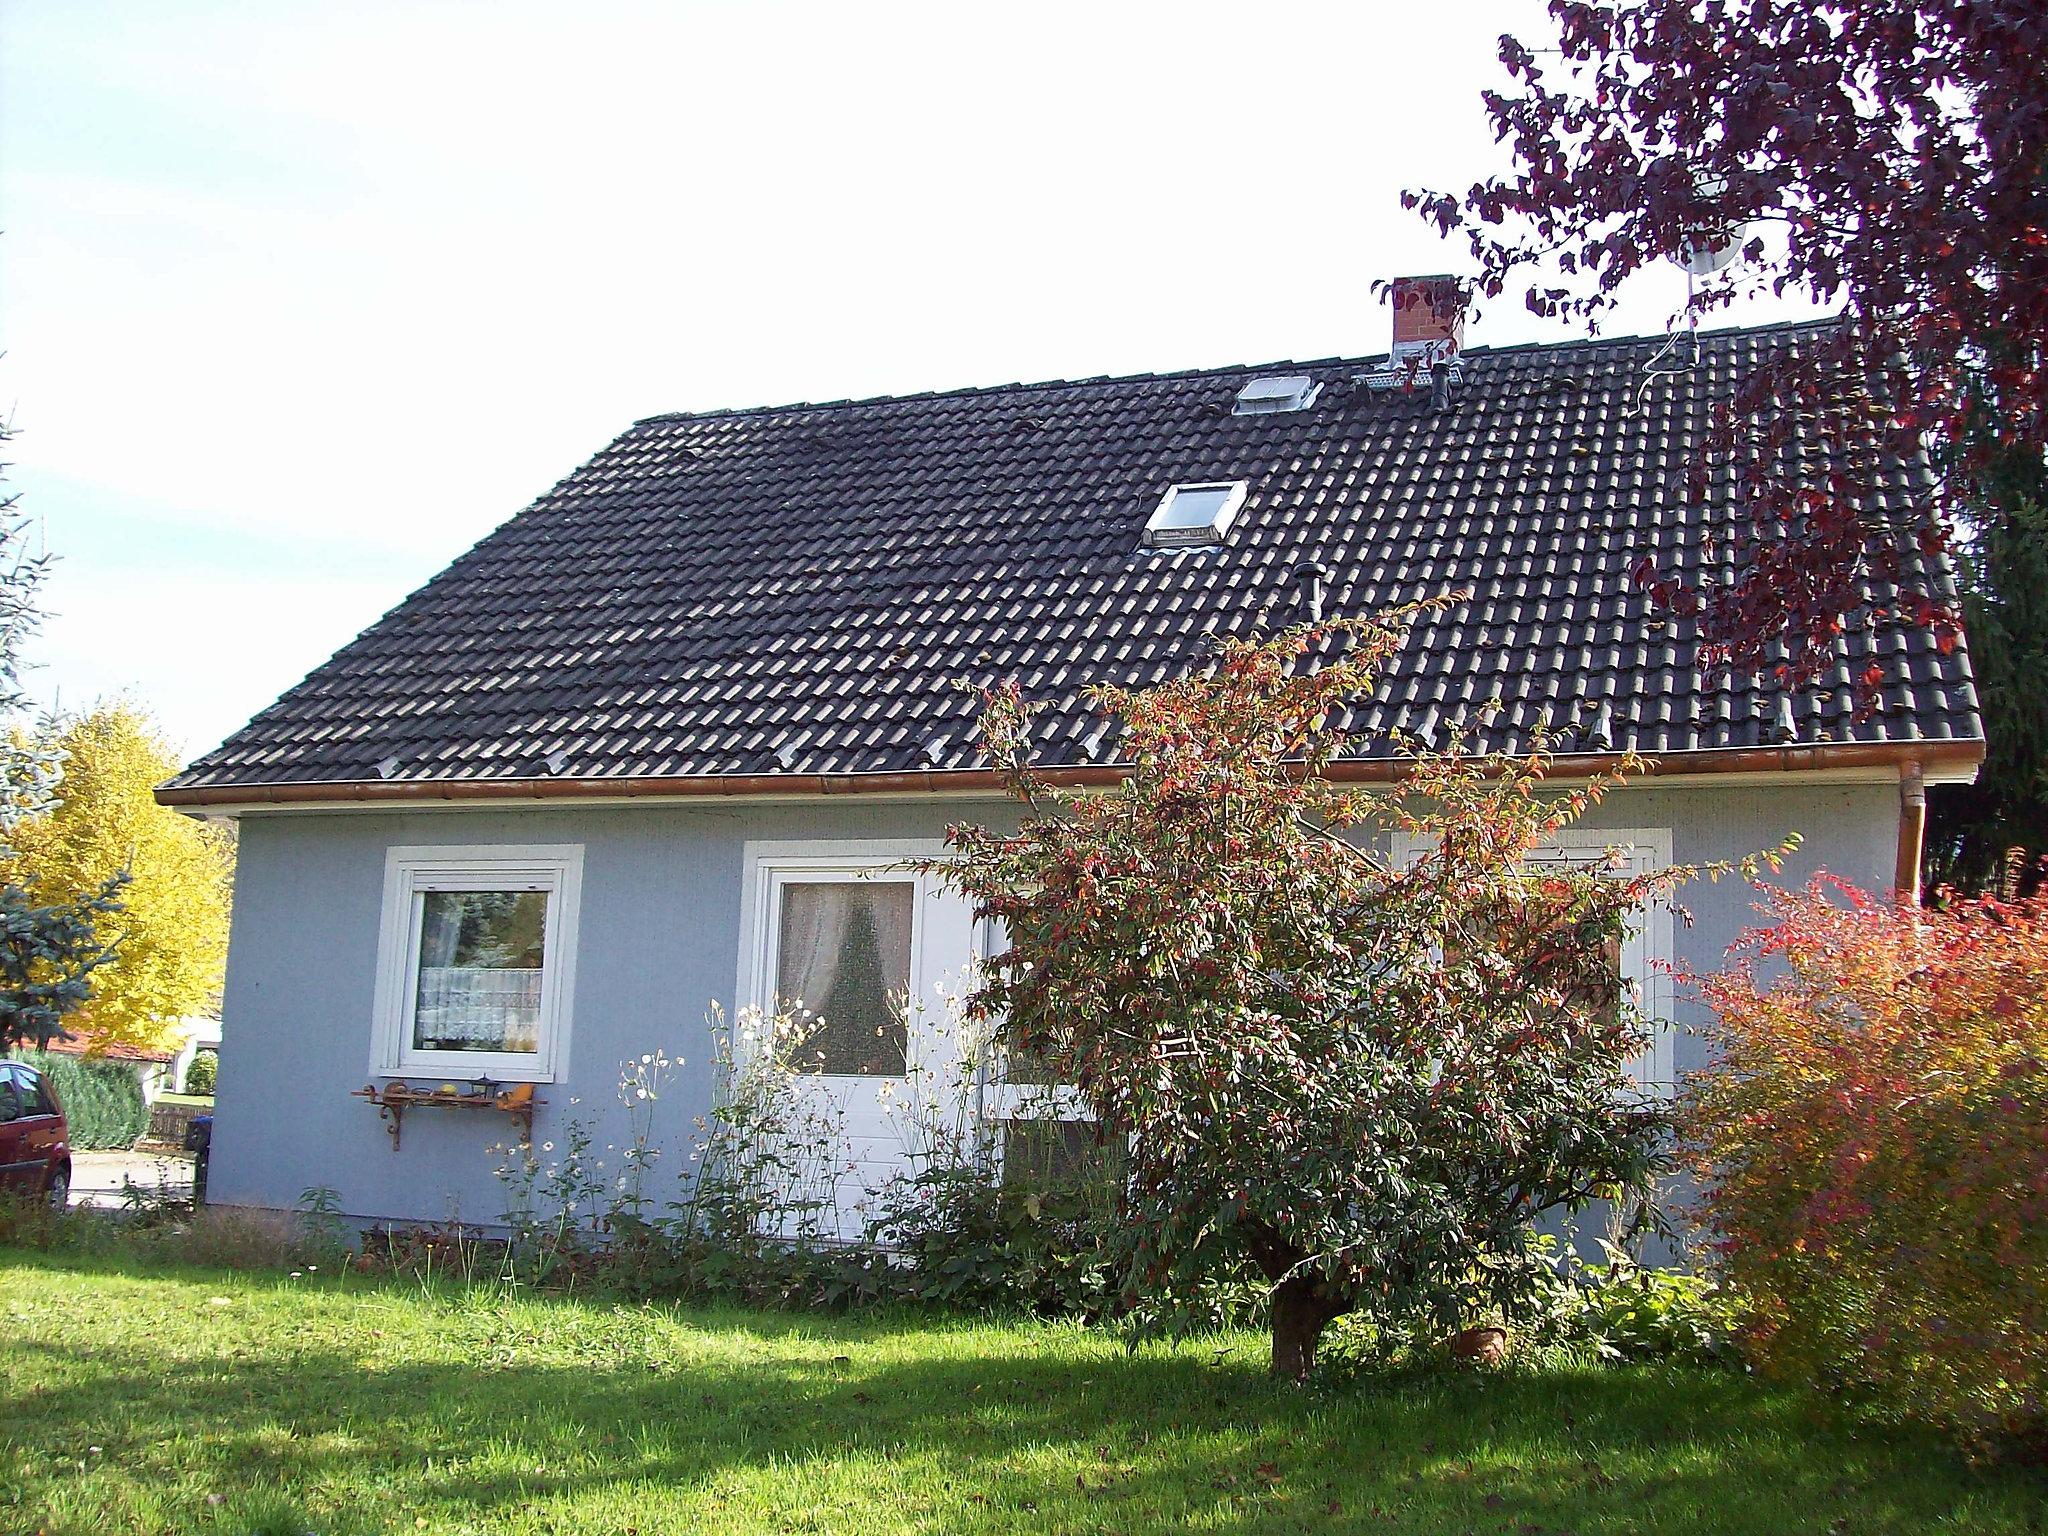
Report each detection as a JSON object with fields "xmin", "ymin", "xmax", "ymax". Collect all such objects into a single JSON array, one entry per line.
[{"xmin": 1269, "ymin": 1275, "xmax": 1347, "ymax": 1381}]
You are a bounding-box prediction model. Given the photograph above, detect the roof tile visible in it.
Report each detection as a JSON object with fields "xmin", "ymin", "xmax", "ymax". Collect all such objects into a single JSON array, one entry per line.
[{"xmin": 169, "ymin": 318, "xmax": 1979, "ymax": 791}]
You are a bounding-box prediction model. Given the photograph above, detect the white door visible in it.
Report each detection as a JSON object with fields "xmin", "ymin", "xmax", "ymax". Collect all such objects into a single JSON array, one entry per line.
[{"xmin": 738, "ymin": 842, "xmax": 979, "ymax": 1236}]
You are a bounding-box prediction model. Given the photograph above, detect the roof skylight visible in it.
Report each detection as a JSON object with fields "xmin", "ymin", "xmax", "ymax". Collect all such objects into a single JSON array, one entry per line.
[
  {"xmin": 1232, "ymin": 375, "xmax": 1321, "ymax": 415},
  {"xmin": 1144, "ymin": 480, "xmax": 1249, "ymax": 549}
]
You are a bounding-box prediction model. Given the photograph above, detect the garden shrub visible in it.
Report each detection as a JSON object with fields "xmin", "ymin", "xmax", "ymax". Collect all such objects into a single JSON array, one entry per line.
[
  {"xmin": 17, "ymin": 1048, "xmax": 148, "ymax": 1148},
  {"xmin": 448, "ymin": 1014, "xmax": 1156, "ymax": 1318},
  {"xmin": 1685, "ymin": 877, "xmax": 2048, "ymax": 1439},
  {"xmin": 1318, "ymin": 1237, "xmax": 1740, "ymax": 1374},
  {"xmin": 862, "ymin": 1157, "xmax": 1139, "ymax": 1320},
  {"xmin": 1568, "ymin": 1262, "xmax": 1739, "ymax": 1364},
  {"xmin": 183, "ymin": 1048, "xmax": 218, "ymax": 1096},
  {"xmin": 933, "ymin": 618, "xmax": 1754, "ymax": 1377},
  {"xmin": 1525, "ymin": 1239, "xmax": 1743, "ymax": 1365}
]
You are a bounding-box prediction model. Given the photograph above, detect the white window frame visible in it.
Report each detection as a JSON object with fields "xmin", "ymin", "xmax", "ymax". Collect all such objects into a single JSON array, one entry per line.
[
  {"xmin": 1390, "ymin": 827, "xmax": 1677, "ymax": 1096},
  {"xmin": 368, "ymin": 844, "xmax": 584, "ymax": 1084},
  {"xmin": 734, "ymin": 839, "xmax": 955, "ymax": 1076},
  {"xmin": 972, "ymin": 915, "xmax": 1096, "ymax": 1162},
  {"xmin": 1143, "ymin": 480, "xmax": 1249, "ymax": 549}
]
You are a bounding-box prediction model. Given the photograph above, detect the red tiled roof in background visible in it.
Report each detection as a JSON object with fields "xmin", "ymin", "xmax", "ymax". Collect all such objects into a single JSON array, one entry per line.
[{"xmin": 41, "ymin": 1035, "xmax": 177, "ymax": 1065}]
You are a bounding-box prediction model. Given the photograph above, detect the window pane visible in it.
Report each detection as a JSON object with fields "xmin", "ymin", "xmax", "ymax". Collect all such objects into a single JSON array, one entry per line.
[
  {"xmin": 1566, "ymin": 929, "xmax": 1625, "ymax": 1029},
  {"xmin": 1002, "ymin": 1022, "xmax": 1061, "ymax": 1087},
  {"xmin": 776, "ymin": 880, "xmax": 913, "ymax": 1075},
  {"xmin": 1155, "ymin": 486, "xmax": 1232, "ymax": 530},
  {"xmin": 1002, "ymin": 1118, "xmax": 1119, "ymax": 1188},
  {"xmin": 412, "ymin": 889, "xmax": 548, "ymax": 1054}
]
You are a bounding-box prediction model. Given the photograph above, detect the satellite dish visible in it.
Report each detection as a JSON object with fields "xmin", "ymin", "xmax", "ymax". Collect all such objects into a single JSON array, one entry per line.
[
  {"xmin": 1680, "ymin": 231, "xmax": 1743, "ymax": 277},
  {"xmin": 1650, "ymin": 161, "xmax": 1747, "ymax": 277}
]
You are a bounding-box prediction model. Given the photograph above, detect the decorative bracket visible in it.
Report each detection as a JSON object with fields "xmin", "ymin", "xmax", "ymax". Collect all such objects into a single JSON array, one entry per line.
[{"xmin": 352, "ymin": 1081, "xmax": 538, "ymax": 1152}]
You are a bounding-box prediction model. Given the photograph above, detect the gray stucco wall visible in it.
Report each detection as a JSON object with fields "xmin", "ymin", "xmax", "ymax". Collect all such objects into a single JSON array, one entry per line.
[{"xmin": 209, "ymin": 779, "xmax": 1897, "ymax": 1227}]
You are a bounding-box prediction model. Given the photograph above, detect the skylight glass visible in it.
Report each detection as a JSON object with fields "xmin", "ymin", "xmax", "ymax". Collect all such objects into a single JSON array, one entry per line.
[
  {"xmin": 1233, "ymin": 375, "xmax": 1321, "ymax": 414},
  {"xmin": 1144, "ymin": 480, "xmax": 1249, "ymax": 549}
]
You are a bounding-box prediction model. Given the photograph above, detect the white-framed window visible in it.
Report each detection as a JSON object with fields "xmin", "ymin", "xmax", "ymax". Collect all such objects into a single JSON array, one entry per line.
[
  {"xmin": 1144, "ymin": 480, "xmax": 1249, "ymax": 549},
  {"xmin": 968, "ymin": 915, "xmax": 1098, "ymax": 1168},
  {"xmin": 368, "ymin": 844, "xmax": 584, "ymax": 1083},
  {"xmin": 1390, "ymin": 827, "xmax": 1677, "ymax": 1095},
  {"xmin": 734, "ymin": 839, "xmax": 982, "ymax": 1236}
]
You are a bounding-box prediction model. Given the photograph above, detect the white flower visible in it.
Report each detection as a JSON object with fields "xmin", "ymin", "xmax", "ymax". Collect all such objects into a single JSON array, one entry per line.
[{"xmin": 541, "ymin": 1141, "xmax": 554, "ymax": 1152}]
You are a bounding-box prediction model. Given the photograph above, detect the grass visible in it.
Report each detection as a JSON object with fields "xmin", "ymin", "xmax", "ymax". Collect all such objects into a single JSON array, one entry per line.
[{"xmin": 3, "ymin": 1248, "xmax": 2042, "ymax": 1536}]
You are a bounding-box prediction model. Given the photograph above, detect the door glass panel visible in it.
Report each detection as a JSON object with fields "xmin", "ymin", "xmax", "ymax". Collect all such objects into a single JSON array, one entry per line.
[
  {"xmin": 411, "ymin": 890, "xmax": 549, "ymax": 1054},
  {"xmin": 776, "ymin": 880, "xmax": 913, "ymax": 1075}
]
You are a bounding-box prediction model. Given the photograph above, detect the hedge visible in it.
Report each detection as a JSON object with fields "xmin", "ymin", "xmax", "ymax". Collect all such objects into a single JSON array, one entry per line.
[{"xmin": 15, "ymin": 1049, "xmax": 150, "ymax": 1149}]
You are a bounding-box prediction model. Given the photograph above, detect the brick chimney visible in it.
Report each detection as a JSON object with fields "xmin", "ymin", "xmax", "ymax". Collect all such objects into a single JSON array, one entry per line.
[
  {"xmin": 1388, "ymin": 274, "xmax": 1465, "ymax": 369},
  {"xmin": 1359, "ymin": 275, "xmax": 1469, "ymax": 399}
]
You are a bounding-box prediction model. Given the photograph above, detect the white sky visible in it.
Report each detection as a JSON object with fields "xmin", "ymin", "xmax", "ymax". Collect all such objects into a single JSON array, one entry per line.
[{"xmin": 0, "ymin": 1, "xmax": 1824, "ymax": 762}]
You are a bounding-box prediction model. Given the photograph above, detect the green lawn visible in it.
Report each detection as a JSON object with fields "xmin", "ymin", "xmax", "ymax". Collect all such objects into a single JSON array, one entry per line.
[{"xmin": 3, "ymin": 1249, "xmax": 2040, "ymax": 1536}]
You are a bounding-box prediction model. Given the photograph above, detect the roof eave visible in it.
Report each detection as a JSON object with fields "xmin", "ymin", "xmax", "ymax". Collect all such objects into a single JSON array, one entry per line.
[{"xmin": 155, "ymin": 736, "xmax": 1985, "ymax": 812}]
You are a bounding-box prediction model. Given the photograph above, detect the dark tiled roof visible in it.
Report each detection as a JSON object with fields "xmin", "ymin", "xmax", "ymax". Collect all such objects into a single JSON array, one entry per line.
[{"xmin": 167, "ymin": 317, "xmax": 1980, "ymax": 793}]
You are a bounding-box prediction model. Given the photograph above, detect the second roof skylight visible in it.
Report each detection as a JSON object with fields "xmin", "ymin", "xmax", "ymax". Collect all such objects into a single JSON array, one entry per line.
[{"xmin": 1233, "ymin": 374, "xmax": 1321, "ymax": 414}]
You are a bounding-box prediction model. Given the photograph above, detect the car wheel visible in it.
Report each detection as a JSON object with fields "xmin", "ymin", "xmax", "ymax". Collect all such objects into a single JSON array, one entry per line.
[{"xmin": 45, "ymin": 1163, "xmax": 70, "ymax": 1212}]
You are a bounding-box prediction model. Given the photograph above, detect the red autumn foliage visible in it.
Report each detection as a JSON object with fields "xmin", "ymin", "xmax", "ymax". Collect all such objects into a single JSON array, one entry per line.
[
  {"xmin": 1683, "ymin": 877, "xmax": 2048, "ymax": 1438},
  {"xmin": 1411, "ymin": 2, "xmax": 2047, "ymax": 697}
]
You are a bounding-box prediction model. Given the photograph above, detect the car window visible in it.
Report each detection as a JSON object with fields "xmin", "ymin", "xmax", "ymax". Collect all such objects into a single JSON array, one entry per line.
[
  {"xmin": 0, "ymin": 1073, "xmax": 21, "ymax": 1124},
  {"xmin": 16, "ymin": 1065, "xmax": 51, "ymax": 1117}
]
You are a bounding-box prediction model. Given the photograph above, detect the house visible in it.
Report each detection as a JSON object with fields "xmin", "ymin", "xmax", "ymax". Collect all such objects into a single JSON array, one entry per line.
[
  {"xmin": 40, "ymin": 1032, "xmax": 180, "ymax": 1104},
  {"xmin": 39, "ymin": 1016, "xmax": 219, "ymax": 1105},
  {"xmin": 157, "ymin": 297, "xmax": 1982, "ymax": 1232}
]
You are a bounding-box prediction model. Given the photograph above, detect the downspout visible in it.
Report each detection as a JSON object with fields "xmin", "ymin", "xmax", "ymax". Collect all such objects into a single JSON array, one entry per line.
[{"xmin": 1895, "ymin": 761, "xmax": 1927, "ymax": 905}]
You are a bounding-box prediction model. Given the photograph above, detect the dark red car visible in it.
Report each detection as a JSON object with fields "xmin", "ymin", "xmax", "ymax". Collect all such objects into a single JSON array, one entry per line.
[{"xmin": 0, "ymin": 1060, "xmax": 71, "ymax": 1208}]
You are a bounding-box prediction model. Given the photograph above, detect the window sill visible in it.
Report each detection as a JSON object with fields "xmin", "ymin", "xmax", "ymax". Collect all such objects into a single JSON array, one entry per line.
[{"xmin": 371, "ymin": 1067, "xmax": 556, "ymax": 1086}]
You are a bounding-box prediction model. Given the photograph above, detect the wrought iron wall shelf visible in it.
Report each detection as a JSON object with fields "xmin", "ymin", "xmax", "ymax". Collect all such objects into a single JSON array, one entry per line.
[{"xmin": 352, "ymin": 1081, "xmax": 538, "ymax": 1151}]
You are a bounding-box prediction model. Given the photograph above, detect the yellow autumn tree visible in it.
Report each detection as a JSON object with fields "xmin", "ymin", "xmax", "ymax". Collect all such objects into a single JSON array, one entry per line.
[{"xmin": 6, "ymin": 702, "xmax": 234, "ymax": 1052}]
